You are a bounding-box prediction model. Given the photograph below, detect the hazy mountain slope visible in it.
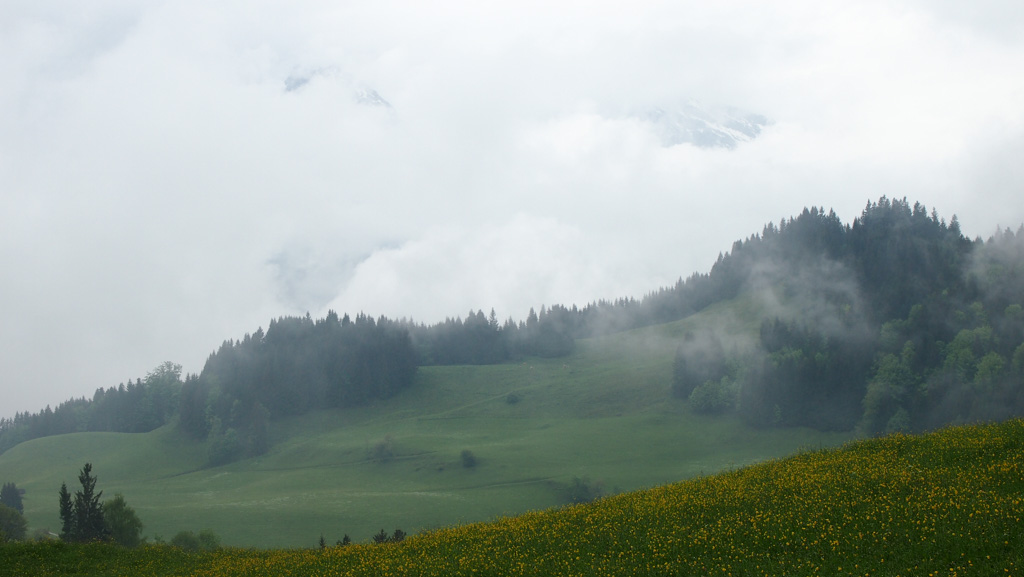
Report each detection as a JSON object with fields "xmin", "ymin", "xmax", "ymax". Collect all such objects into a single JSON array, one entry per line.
[
  {"xmin": 0, "ymin": 297, "xmax": 849, "ymax": 547},
  {"xmin": 5, "ymin": 198, "xmax": 1021, "ymax": 547},
  {"xmin": 8, "ymin": 197, "xmax": 1019, "ymax": 456}
]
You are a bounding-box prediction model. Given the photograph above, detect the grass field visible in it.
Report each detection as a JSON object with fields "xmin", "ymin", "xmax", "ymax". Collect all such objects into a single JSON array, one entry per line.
[
  {"xmin": 0, "ymin": 298, "xmax": 851, "ymax": 548},
  {"xmin": 3, "ymin": 419, "xmax": 1021, "ymax": 576}
]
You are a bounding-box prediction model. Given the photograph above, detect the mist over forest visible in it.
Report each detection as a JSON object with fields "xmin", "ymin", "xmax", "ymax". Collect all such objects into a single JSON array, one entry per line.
[{"xmin": 2, "ymin": 197, "xmax": 1023, "ymax": 462}]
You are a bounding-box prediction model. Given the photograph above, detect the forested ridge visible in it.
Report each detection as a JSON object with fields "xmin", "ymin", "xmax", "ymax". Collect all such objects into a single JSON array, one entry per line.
[
  {"xmin": 673, "ymin": 197, "xmax": 1024, "ymax": 434},
  {"xmin": 3, "ymin": 196, "xmax": 1023, "ymax": 459}
]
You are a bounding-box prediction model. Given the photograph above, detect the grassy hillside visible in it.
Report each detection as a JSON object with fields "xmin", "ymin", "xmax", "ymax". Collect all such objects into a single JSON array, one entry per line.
[
  {"xmin": 0, "ymin": 297, "xmax": 849, "ymax": 548},
  {"xmin": 4, "ymin": 419, "xmax": 1022, "ymax": 576}
]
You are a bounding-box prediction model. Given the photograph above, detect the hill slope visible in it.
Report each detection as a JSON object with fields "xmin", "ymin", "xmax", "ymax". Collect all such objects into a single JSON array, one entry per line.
[
  {"xmin": 0, "ymin": 299, "xmax": 849, "ymax": 547},
  {"xmin": 5, "ymin": 197, "xmax": 1022, "ymax": 549},
  {"xmin": 4, "ymin": 420, "xmax": 1021, "ymax": 575},
  {"xmin": 6, "ymin": 197, "xmax": 1023, "ymax": 455}
]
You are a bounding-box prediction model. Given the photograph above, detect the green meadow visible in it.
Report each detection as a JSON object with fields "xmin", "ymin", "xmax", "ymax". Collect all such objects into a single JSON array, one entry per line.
[
  {"xmin": 3, "ymin": 420, "xmax": 1021, "ymax": 576},
  {"xmin": 1, "ymin": 299, "xmax": 850, "ymax": 548}
]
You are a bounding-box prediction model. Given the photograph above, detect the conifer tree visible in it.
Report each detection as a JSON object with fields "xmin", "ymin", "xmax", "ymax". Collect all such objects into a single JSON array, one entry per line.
[
  {"xmin": 0, "ymin": 482, "xmax": 23, "ymax": 513},
  {"xmin": 73, "ymin": 463, "xmax": 107, "ymax": 541},
  {"xmin": 58, "ymin": 482, "xmax": 73, "ymax": 541},
  {"xmin": 58, "ymin": 463, "xmax": 109, "ymax": 542}
]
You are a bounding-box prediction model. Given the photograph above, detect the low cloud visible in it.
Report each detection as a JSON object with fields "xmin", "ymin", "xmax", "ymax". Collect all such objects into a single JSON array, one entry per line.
[
  {"xmin": 325, "ymin": 214, "xmax": 659, "ymax": 323},
  {"xmin": 2, "ymin": 0, "xmax": 1024, "ymax": 417}
]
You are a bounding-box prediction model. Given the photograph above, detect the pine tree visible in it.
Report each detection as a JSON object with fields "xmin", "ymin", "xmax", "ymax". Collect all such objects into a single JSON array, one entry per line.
[
  {"xmin": 74, "ymin": 463, "xmax": 107, "ymax": 541},
  {"xmin": 58, "ymin": 482, "xmax": 73, "ymax": 541},
  {"xmin": 0, "ymin": 482, "xmax": 23, "ymax": 514},
  {"xmin": 59, "ymin": 463, "xmax": 109, "ymax": 542}
]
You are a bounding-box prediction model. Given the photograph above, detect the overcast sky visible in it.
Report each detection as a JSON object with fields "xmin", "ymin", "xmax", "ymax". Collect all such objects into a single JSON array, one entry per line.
[{"xmin": 2, "ymin": 0, "xmax": 1023, "ymax": 419}]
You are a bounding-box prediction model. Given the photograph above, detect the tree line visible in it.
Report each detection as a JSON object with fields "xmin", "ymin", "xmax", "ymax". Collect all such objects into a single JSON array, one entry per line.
[
  {"xmin": 673, "ymin": 197, "xmax": 1024, "ymax": 434},
  {"xmin": 0, "ymin": 305, "xmax": 577, "ymax": 459},
  {"xmin": 178, "ymin": 311, "xmax": 419, "ymax": 464},
  {"xmin": 0, "ymin": 362, "xmax": 182, "ymax": 455},
  {"xmin": 5, "ymin": 189, "xmax": 793, "ymax": 456},
  {"xmin": 4, "ymin": 196, "xmax": 1023, "ymax": 456},
  {"xmin": 407, "ymin": 304, "xmax": 575, "ymax": 365}
]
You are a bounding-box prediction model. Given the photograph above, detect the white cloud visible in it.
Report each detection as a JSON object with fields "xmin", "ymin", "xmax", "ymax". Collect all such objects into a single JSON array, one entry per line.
[
  {"xmin": 2, "ymin": 0, "xmax": 1024, "ymax": 417},
  {"xmin": 329, "ymin": 215, "xmax": 601, "ymax": 321}
]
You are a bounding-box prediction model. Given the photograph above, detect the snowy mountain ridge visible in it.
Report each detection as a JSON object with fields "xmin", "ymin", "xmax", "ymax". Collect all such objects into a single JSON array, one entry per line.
[{"xmin": 635, "ymin": 101, "xmax": 769, "ymax": 149}]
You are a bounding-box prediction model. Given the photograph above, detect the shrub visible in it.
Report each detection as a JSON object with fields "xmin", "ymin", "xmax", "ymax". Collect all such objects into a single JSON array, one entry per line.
[
  {"xmin": 197, "ymin": 529, "xmax": 221, "ymax": 551},
  {"xmin": 0, "ymin": 505, "xmax": 27, "ymax": 542},
  {"xmin": 460, "ymin": 449, "xmax": 478, "ymax": 468},
  {"xmin": 103, "ymin": 494, "xmax": 143, "ymax": 548},
  {"xmin": 170, "ymin": 529, "xmax": 220, "ymax": 551},
  {"xmin": 206, "ymin": 426, "xmax": 242, "ymax": 467},
  {"xmin": 886, "ymin": 407, "xmax": 911, "ymax": 434},
  {"xmin": 170, "ymin": 530, "xmax": 201, "ymax": 551},
  {"xmin": 370, "ymin": 435, "xmax": 395, "ymax": 463},
  {"xmin": 689, "ymin": 377, "xmax": 736, "ymax": 414},
  {"xmin": 564, "ymin": 476, "xmax": 604, "ymax": 505}
]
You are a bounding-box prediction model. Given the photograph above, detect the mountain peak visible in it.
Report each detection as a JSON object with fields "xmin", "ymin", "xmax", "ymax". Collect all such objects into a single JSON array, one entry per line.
[
  {"xmin": 282, "ymin": 68, "xmax": 392, "ymax": 110},
  {"xmin": 635, "ymin": 101, "xmax": 769, "ymax": 149},
  {"xmin": 355, "ymin": 88, "xmax": 392, "ymax": 108}
]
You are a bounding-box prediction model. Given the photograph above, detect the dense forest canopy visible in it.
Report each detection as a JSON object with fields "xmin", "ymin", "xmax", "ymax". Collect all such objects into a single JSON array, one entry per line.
[
  {"xmin": 178, "ymin": 312, "xmax": 419, "ymax": 464},
  {"xmin": 673, "ymin": 198, "xmax": 1024, "ymax": 433},
  {"xmin": 3, "ymin": 196, "xmax": 1023, "ymax": 459}
]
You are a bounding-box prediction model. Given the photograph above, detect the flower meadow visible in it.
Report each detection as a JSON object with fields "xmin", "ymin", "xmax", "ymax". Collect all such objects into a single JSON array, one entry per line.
[{"xmin": 4, "ymin": 420, "xmax": 1023, "ymax": 576}]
